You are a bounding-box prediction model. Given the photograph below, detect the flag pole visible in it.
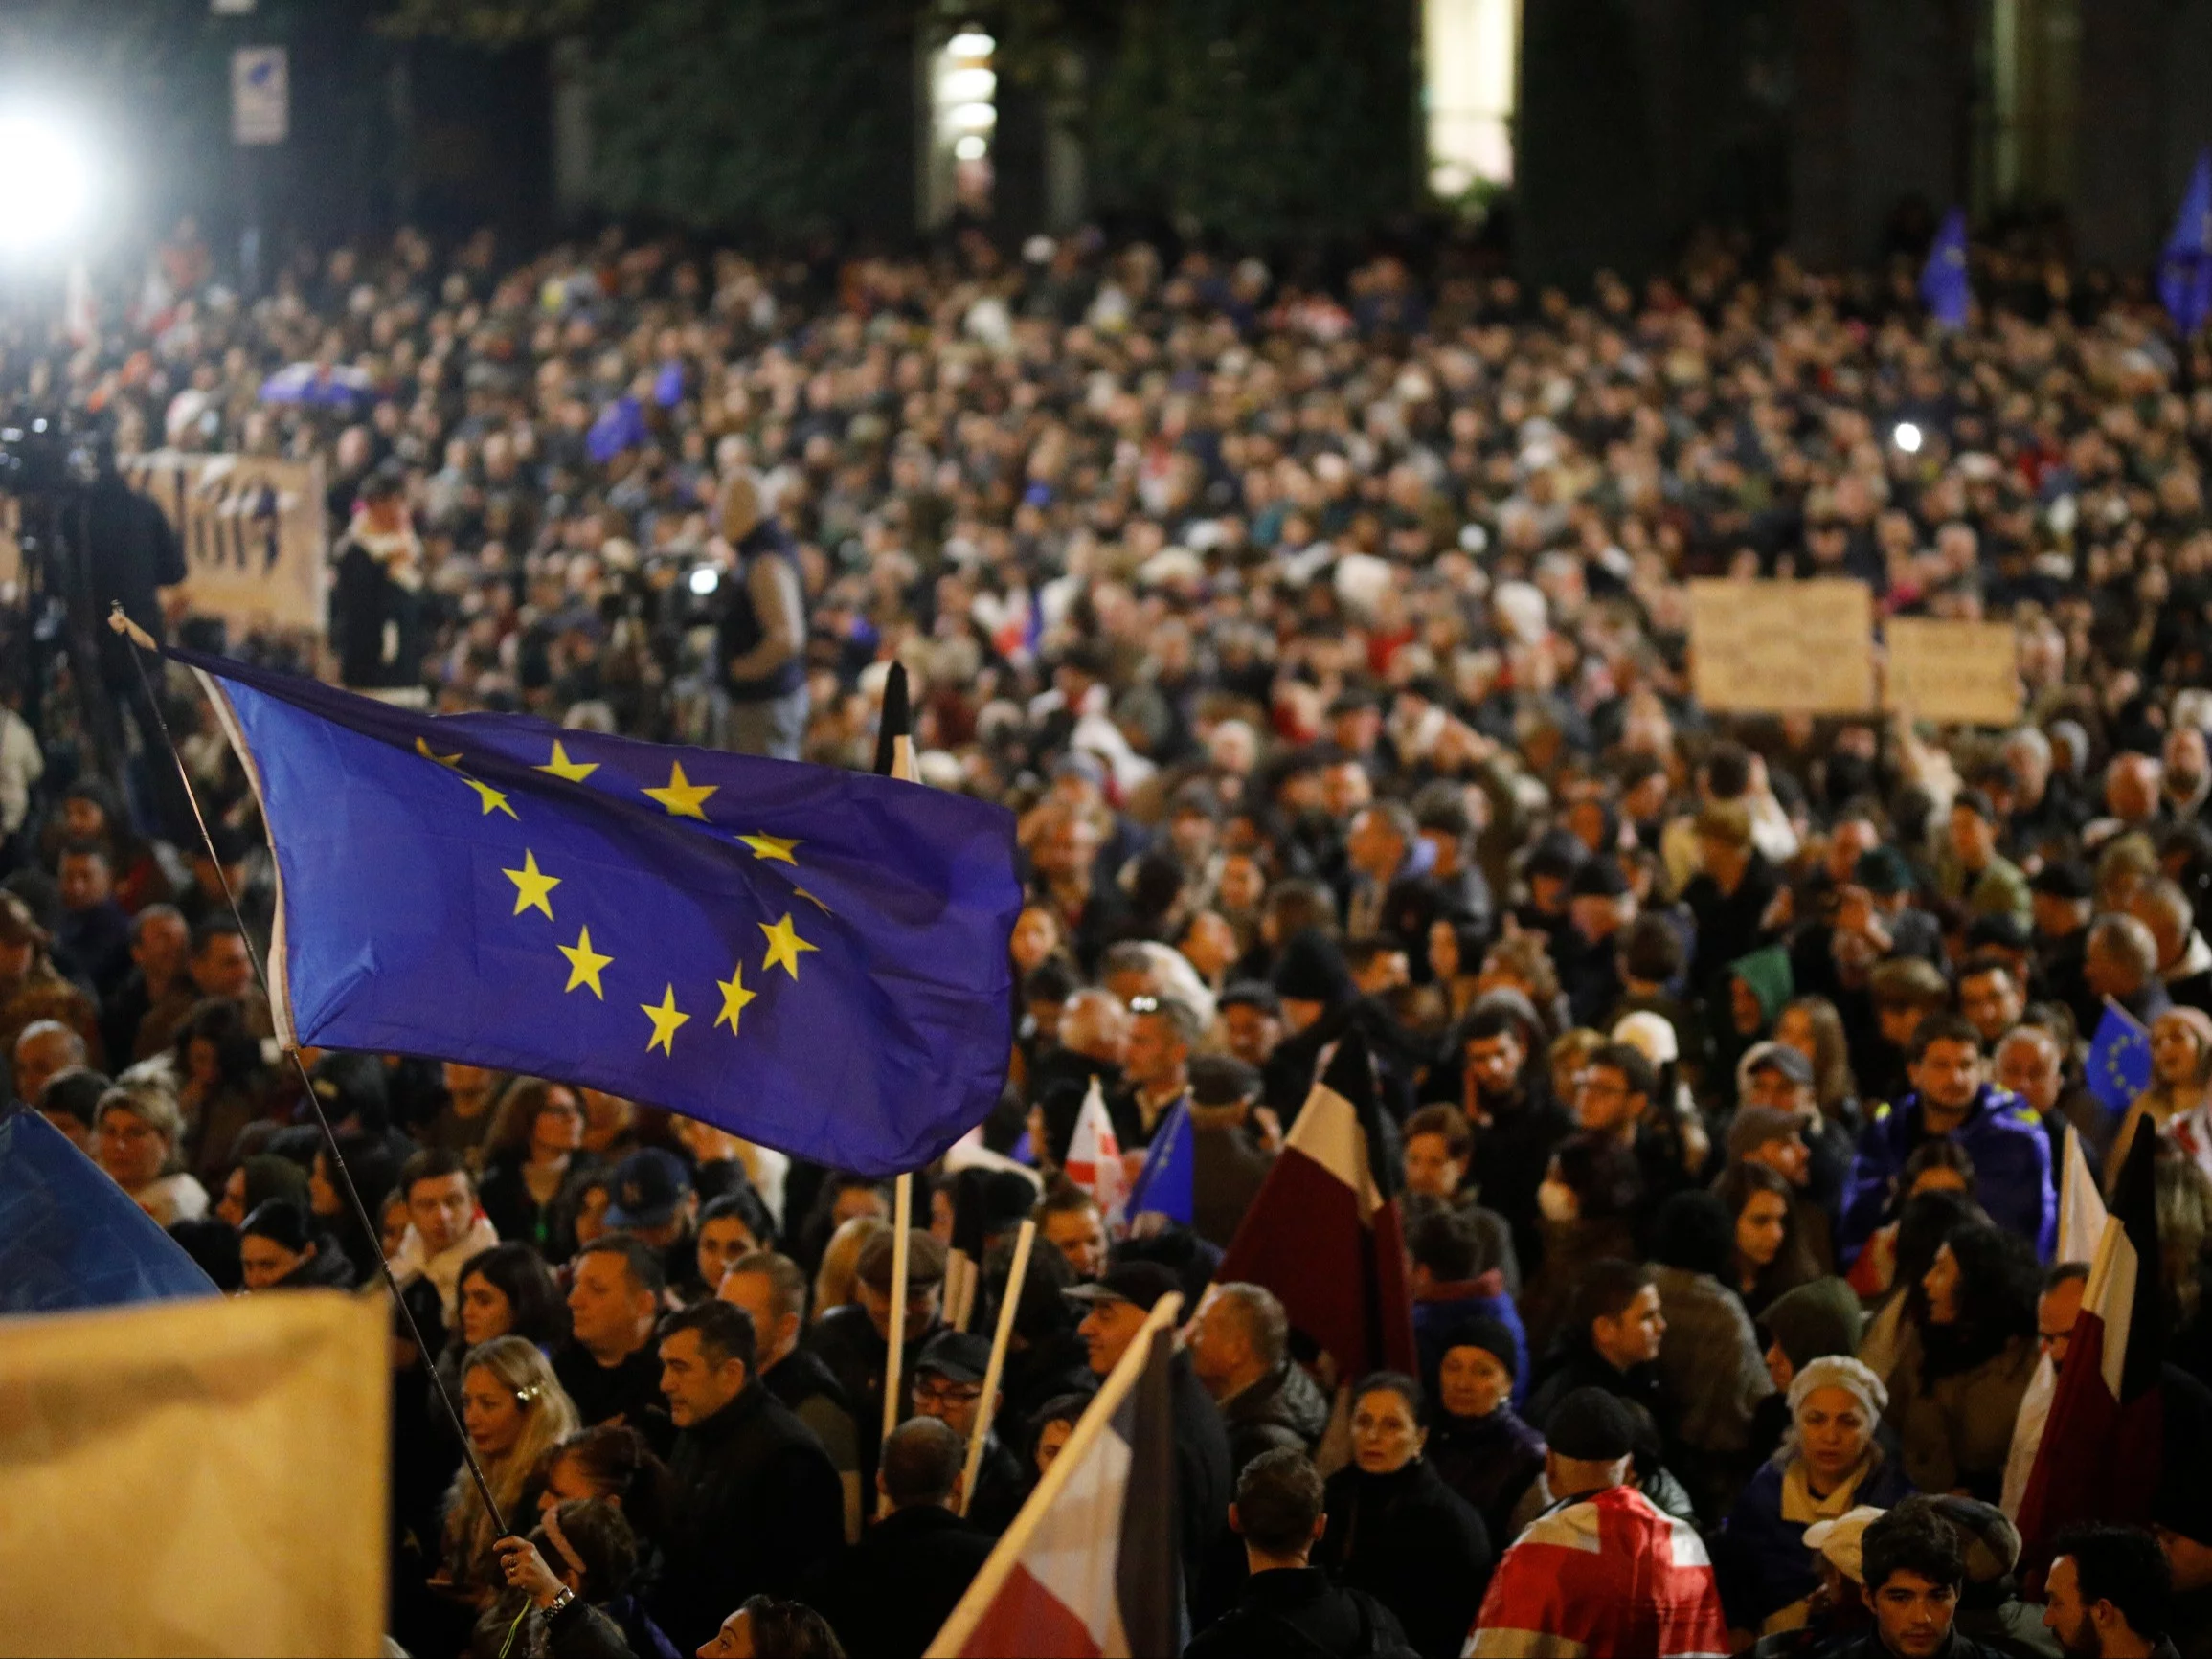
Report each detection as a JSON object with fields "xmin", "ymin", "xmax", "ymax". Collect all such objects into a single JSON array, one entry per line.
[
  {"xmin": 926, "ymin": 1291, "xmax": 1183, "ymax": 1658},
  {"xmin": 884, "ymin": 1171, "xmax": 914, "ymax": 1448},
  {"xmin": 959, "ymin": 1217, "xmax": 1035, "ymax": 1517},
  {"xmin": 103, "ymin": 607, "xmax": 508, "ymax": 1536},
  {"xmin": 877, "ymin": 661, "xmax": 920, "ymax": 1453}
]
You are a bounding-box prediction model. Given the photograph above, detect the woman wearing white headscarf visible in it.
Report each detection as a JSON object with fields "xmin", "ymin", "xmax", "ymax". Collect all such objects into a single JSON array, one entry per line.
[{"xmin": 1711, "ymin": 1356, "xmax": 1913, "ymax": 1645}]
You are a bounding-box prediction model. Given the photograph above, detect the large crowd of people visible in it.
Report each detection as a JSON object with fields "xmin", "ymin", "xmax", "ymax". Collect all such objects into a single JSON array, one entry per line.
[{"xmin": 9, "ymin": 216, "xmax": 2212, "ymax": 1657}]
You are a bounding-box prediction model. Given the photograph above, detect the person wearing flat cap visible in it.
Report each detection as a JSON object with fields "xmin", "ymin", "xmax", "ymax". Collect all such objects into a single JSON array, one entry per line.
[
  {"xmin": 1067, "ymin": 1261, "xmax": 1230, "ymax": 1613},
  {"xmin": 1467, "ymin": 1387, "xmax": 1729, "ymax": 1658},
  {"xmin": 806, "ymin": 1226, "xmax": 948, "ymax": 1515}
]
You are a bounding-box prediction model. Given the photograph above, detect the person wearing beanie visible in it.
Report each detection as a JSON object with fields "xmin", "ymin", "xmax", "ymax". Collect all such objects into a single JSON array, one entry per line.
[
  {"xmin": 1423, "ymin": 1308, "xmax": 1547, "ymax": 1547},
  {"xmin": 1469, "ymin": 1387, "xmax": 1729, "ymax": 1657},
  {"xmin": 237, "ymin": 1197, "xmax": 357, "ymax": 1291},
  {"xmin": 1713, "ymin": 1355, "xmax": 1912, "ymax": 1645}
]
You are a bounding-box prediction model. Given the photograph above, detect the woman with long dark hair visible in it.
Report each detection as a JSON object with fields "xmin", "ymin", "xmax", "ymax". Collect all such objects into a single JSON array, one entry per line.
[
  {"xmin": 1885, "ymin": 1221, "xmax": 2041, "ymax": 1500},
  {"xmin": 1713, "ymin": 1161, "xmax": 1820, "ymax": 1319},
  {"xmin": 475, "ymin": 1079, "xmax": 594, "ymax": 1261}
]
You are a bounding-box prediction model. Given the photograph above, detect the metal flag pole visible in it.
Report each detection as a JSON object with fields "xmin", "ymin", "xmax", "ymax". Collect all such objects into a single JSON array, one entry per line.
[{"xmin": 105, "ymin": 607, "xmax": 506, "ymax": 1535}]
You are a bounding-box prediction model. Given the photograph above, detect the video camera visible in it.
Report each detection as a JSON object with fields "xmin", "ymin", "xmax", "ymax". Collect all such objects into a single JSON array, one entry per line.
[{"xmin": 0, "ymin": 405, "xmax": 98, "ymax": 500}]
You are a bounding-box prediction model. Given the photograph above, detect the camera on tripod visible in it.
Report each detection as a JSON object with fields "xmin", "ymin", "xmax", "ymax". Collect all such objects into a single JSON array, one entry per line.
[{"xmin": 0, "ymin": 405, "xmax": 97, "ymax": 501}]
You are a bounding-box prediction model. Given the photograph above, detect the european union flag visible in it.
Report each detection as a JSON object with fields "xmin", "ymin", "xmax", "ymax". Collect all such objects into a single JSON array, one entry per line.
[
  {"xmin": 183, "ymin": 650, "xmax": 1022, "ymax": 1175},
  {"xmin": 0, "ymin": 1110, "xmax": 216, "ymax": 1312},
  {"xmin": 2162, "ymin": 149, "xmax": 2212, "ymax": 338},
  {"xmin": 1124, "ymin": 1100, "xmax": 1194, "ymax": 1226},
  {"xmin": 1920, "ymin": 207, "xmax": 1971, "ymax": 330},
  {"xmin": 2087, "ymin": 1001, "xmax": 2153, "ymax": 1117}
]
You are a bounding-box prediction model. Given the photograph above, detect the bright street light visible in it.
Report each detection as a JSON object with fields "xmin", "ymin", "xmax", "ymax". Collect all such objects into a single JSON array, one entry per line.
[
  {"xmin": 0, "ymin": 111, "xmax": 96, "ymax": 253},
  {"xmin": 1893, "ymin": 421, "xmax": 1923, "ymax": 455}
]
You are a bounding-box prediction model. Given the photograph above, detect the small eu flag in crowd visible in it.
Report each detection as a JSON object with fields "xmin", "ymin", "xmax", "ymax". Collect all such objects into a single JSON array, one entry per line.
[
  {"xmin": 2161, "ymin": 149, "xmax": 2212, "ymax": 339},
  {"xmin": 2087, "ymin": 1001, "xmax": 2153, "ymax": 1117},
  {"xmin": 1124, "ymin": 1099, "xmax": 1195, "ymax": 1228},
  {"xmin": 184, "ymin": 650, "xmax": 1023, "ymax": 1175},
  {"xmin": 1920, "ymin": 207, "xmax": 1971, "ymax": 330}
]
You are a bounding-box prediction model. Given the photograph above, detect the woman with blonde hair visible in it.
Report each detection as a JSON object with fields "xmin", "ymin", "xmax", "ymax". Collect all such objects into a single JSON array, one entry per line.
[
  {"xmin": 440, "ymin": 1335, "xmax": 579, "ymax": 1604},
  {"xmin": 813, "ymin": 1214, "xmax": 891, "ymax": 1322},
  {"xmin": 2109, "ymin": 1005, "xmax": 2212, "ymax": 1191},
  {"xmin": 94, "ymin": 1084, "xmax": 208, "ymax": 1226}
]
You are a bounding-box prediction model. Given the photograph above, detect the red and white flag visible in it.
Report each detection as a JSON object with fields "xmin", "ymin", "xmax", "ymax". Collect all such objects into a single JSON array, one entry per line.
[
  {"xmin": 1466, "ymin": 1484, "xmax": 1729, "ymax": 1657},
  {"xmin": 926, "ymin": 1293, "xmax": 1182, "ymax": 1657},
  {"xmin": 2002, "ymin": 1122, "xmax": 2108, "ymax": 1517},
  {"xmin": 1215, "ymin": 1027, "xmax": 1417, "ymax": 1379},
  {"xmin": 1063, "ymin": 1076, "xmax": 1128, "ymax": 1226},
  {"xmin": 2017, "ymin": 1119, "xmax": 2166, "ymax": 1569}
]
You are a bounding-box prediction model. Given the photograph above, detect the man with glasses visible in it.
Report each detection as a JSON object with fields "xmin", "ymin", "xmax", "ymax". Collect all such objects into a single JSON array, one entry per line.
[{"xmin": 910, "ymin": 1331, "xmax": 1024, "ymax": 1534}]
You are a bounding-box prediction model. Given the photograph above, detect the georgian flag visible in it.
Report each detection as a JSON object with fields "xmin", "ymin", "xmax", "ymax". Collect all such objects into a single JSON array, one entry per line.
[
  {"xmin": 1064, "ymin": 1076, "xmax": 1129, "ymax": 1227},
  {"xmin": 2017, "ymin": 1120, "xmax": 2166, "ymax": 1567}
]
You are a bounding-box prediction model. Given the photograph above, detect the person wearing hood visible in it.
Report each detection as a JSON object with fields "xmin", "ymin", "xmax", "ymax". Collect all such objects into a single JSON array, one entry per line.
[
  {"xmin": 1315, "ymin": 1371, "xmax": 1493, "ymax": 1659},
  {"xmin": 237, "ymin": 1198, "xmax": 357, "ymax": 1290},
  {"xmin": 1841, "ymin": 1017, "xmax": 2056, "ymax": 1265},
  {"xmin": 1646, "ymin": 1191, "xmax": 1777, "ymax": 1518},
  {"xmin": 1421, "ymin": 1310, "xmax": 1547, "ymax": 1545},
  {"xmin": 1750, "ymin": 1277, "xmax": 1867, "ymax": 1464},
  {"xmin": 1724, "ymin": 942, "xmax": 1796, "ymax": 1092},
  {"xmin": 1915, "ymin": 1495, "xmax": 2064, "ymax": 1659},
  {"xmin": 1714, "ymin": 1356, "xmax": 1913, "ymax": 1645}
]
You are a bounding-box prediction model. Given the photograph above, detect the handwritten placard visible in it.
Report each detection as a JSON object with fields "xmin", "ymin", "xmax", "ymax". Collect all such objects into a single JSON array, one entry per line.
[
  {"xmin": 1687, "ymin": 578, "xmax": 1876, "ymax": 715},
  {"xmin": 1884, "ymin": 617, "xmax": 2021, "ymax": 726}
]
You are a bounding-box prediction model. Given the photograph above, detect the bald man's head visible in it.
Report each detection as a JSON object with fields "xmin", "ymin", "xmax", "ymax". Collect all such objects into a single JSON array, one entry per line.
[
  {"xmin": 2128, "ymin": 878, "xmax": 2196, "ymax": 972},
  {"xmin": 2086, "ymin": 911, "xmax": 2159, "ymax": 999}
]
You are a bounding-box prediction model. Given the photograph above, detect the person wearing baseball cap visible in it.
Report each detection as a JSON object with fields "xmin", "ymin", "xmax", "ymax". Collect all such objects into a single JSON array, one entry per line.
[
  {"xmin": 1469, "ymin": 1387, "xmax": 1728, "ymax": 1656},
  {"xmin": 1068, "ymin": 1258, "xmax": 1230, "ymax": 1610}
]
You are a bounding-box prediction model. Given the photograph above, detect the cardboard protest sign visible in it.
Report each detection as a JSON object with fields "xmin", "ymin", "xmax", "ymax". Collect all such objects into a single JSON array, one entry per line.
[
  {"xmin": 1687, "ymin": 578, "xmax": 1876, "ymax": 715},
  {"xmin": 1884, "ymin": 616, "xmax": 2022, "ymax": 726}
]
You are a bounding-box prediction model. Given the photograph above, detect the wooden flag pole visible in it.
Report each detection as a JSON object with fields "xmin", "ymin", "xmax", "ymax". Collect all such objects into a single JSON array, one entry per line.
[
  {"xmin": 959, "ymin": 1218, "xmax": 1035, "ymax": 1517},
  {"xmin": 883, "ymin": 1170, "xmax": 914, "ymax": 1447},
  {"xmin": 925, "ymin": 1291, "xmax": 1183, "ymax": 1658}
]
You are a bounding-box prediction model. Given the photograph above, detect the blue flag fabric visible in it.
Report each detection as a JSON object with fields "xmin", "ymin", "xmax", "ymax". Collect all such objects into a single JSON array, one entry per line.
[
  {"xmin": 2162, "ymin": 150, "xmax": 2212, "ymax": 338},
  {"xmin": 185, "ymin": 650, "xmax": 1023, "ymax": 1175},
  {"xmin": 1124, "ymin": 1099, "xmax": 1195, "ymax": 1226},
  {"xmin": 2087, "ymin": 1003, "xmax": 2153, "ymax": 1117},
  {"xmin": 0, "ymin": 1109, "xmax": 217, "ymax": 1312},
  {"xmin": 1920, "ymin": 208, "xmax": 1971, "ymax": 329},
  {"xmin": 585, "ymin": 395, "xmax": 648, "ymax": 464}
]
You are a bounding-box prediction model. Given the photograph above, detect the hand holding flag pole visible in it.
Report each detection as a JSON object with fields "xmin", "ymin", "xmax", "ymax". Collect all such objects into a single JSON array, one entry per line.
[{"xmin": 103, "ymin": 605, "xmax": 509, "ymax": 1536}]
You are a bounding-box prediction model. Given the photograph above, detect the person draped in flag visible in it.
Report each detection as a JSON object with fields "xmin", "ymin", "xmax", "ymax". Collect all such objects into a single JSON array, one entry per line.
[{"xmin": 1467, "ymin": 1387, "xmax": 1728, "ymax": 1658}]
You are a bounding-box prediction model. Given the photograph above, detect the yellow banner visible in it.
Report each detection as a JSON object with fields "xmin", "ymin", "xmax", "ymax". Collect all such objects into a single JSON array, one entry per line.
[
  {"xmin": 1687, "ymin": 577, "xmax": 1876, "ymax": 716},
  {"xmin": 1884, "ymin": 616, "xmax": 2021, "ymax": 727},
  {"xmin": 0, "ymin": 1289, "xmax": 387, "ymax": 1657}
]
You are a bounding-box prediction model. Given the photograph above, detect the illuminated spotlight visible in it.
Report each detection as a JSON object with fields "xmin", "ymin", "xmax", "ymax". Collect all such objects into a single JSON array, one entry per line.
[
  {"xmin": 944, "ymin": 66, "xmax": 997, "ymax": 102},
  {"xmin": 1893, "ymin": 421, "xmax": 1924, "ymax": 455},
  {"xmin": 0, "ymin": 112, "xmax": 95, "ymax": 252},
  {"xmin": 950, "ymin": 101, "xmax": 997, "ymax": 132},
  {"xmin": 948, "ymin": 30, "xmax": 996, "ymax": 57},
  {"xmin": 954, "ymin": 135, "xmax": 988, "ymax": 162},
  {"xmin": 688, "ymin": 566, "xmax": 719, "ymax": 597}
]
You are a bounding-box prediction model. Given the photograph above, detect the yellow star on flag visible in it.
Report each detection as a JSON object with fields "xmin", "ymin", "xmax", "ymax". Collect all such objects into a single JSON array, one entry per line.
[
  {"xmin": 714, "ymin": 963, "xmax": 757, "ymax": 1034},
  {"xmin": 559, "ymin": 925, "xmax": 613, "ymax": 998},
  {"xmin": 643, "ymin": 761, "xmax": 716, "ymax": 819},
  {"xmin": 465, "ymin": 777, "xmax": 519, "ymax": 819},
  {"xmin": 737, "ymin": 831, "xmax": 801, "ymax": 864},
  {"xmin": 642, "ymin": 984, "xmax": 690, "ymax": 1055},
  {"xmin": 760, "ymin": 912, "xmax": 818, "ymax": 980},
  {"xmin": 416, "ymin": 736, "xmax": 463, "ymax": 769},
  {"xmin": 503, "ymin": 850, "xmax": 561, "ymax": 919},
  {"xmin": 536, "ymin": 740, "xmax": 598, "ymax": 783}
]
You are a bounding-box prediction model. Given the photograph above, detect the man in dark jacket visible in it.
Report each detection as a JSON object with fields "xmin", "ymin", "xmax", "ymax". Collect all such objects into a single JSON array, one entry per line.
[
  {"xmin": 1186, "ymin": 1282, "xmax": 1328, "ymax": 1477},
  {"xmin": 909, "ymin": 1330, "xmax": 1027, "ymax": 1535},
  {"xmin": 1828, "ymin": 1499, "xmax": 2006, "ymax": 1659},
  {"xmin": 1071, "ymin": 1261, "xmax": 1232, "ymax": 1612},
  {"xmin": 1451, "ymin": 998, "xmax": 1577, "ymax": 1276},
  {"xmin": 821, "ymin": 1418, "xmax": 995, "ymax": 1659},
  {"xmin": 805, "ymin": 1226, "xmax": 947, "ymax": 1512},
  {"xmin": 1524, "ymin": 1258, "xmax": 1670, "ymax": 1439},
  {"xmin": 556, "ymin": 1234, "xmax": 674, "ymax": 1455},
  {"xmin": 719, "ymin": 1249, "xmax": 862, "ymax": 1541},
  {"xmin": 1185, "ymin": 1448, "xmax": 1411, "ymax": 1659},
  {"xmin": 650, "ymin": 1300, "xmax": 844, "ymax": 1655}
]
